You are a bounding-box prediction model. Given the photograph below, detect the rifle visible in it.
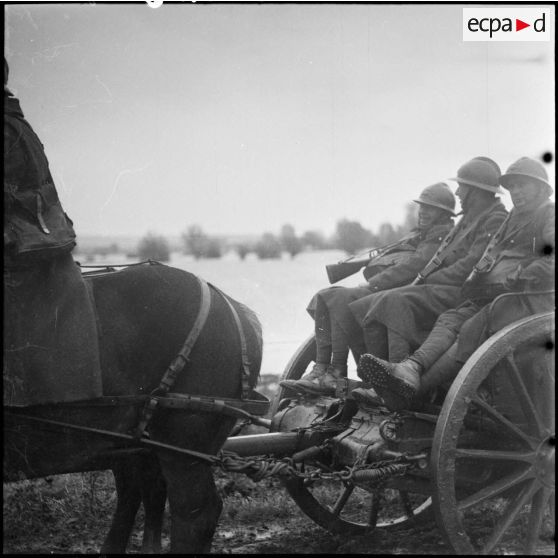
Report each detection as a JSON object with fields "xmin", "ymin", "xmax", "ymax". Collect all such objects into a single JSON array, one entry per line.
[
  {"xmin": 326, "ymin": 233, "xmax": 421, "ymax": 284},
  {"xmin": 326, "ymin": 248, "xmax": 382, "ymax": 284}
]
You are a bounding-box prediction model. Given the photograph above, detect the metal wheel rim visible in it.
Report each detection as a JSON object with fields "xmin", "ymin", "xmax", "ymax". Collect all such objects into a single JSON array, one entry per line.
[
  {"xmin": 283, "ymin": 474, "xmax": 433, "ymax": 534},
  {"xmin": 431, "ymin": 312, "xmax": 555, "ymax": 554}
]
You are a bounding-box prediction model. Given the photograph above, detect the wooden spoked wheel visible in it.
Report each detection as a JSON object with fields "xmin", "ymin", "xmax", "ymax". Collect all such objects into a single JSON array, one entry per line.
[
  {"xmin": 269, "ymin": 334, "xmax": 316, "ymax": 417},
  {"xmin": 282, "ymin": 474, "xmax": 433, "ymax": 535},
  {"xmin": 431, "ymin": 312, "xmax": 555, "ymax": 554},
  {"xmin": 275, "ymin": 336, "xmax": 433, "ymax": 534}
]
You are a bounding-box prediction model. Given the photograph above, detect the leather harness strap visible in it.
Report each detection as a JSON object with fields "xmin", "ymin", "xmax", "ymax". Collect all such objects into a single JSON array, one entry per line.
[
  {"xmin": 210, "ymin": 283, "xmax": 253, "ymax": 400},
  {"xmin": 135, "ymin": 273, "xmax": 255, "ymax": 438},
  {"xmin": 158, "ymin": 276, "xmax": 213, "ymax": 393},
  {"xmin": 135, "ymin": 274, "xmax": 214, "ymax": 438}
]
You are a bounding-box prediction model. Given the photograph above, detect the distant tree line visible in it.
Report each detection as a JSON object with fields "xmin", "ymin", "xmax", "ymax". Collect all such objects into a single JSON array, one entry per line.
[
  {"xmin": 137, "ymin": 232, "xmax": 170, "ymax": 262},
  {"xmin": 334, "ymin": 202, "xmax": 416, "ymax": 255},
  {"xmin": 129, "ymin": 202, "xmax": 418, "ymax": 261}
]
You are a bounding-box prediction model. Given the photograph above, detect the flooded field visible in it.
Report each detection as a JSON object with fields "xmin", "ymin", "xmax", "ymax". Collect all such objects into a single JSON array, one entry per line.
[{"xmin": 85, "ymin": 249, "xmax": 363, "ymax": 379}]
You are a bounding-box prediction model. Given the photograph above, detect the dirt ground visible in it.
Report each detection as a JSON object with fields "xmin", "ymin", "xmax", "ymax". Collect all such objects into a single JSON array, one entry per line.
[
  {"xmin": 3, "ymin": 380, "xmax": 555, "ymax": 554},
  {"xmin": 4, "ymin": 470, "xmax": 554, "ymax": 555}
]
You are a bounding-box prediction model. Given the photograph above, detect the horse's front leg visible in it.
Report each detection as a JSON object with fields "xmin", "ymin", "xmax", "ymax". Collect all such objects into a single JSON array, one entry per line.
[
  {"xmin": 101, "ymin": 461, "xmax": 142, "ymax": 554},
  {"xmin": 158, "ymin": 457, "xmax": 222, "ymax": 554},
  {"xmin": 140, "ymin": 456, "xmax": 167, "ymax": 553}
]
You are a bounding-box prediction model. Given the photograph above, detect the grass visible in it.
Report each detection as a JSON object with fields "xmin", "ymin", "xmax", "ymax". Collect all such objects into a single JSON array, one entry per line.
[{"xmin": 2, "ymin": 467, "xmax": 304, "ymax": 554}]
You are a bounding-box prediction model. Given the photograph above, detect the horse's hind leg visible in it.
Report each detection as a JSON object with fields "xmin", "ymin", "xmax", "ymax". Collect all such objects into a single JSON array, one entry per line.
[
  {"xmin": 159, "ymin": 457, "xmax": 222, "ymax": 554},
  {"xmin": 101, "ymin": 461, "xmax": 142, "ymax": 554}
]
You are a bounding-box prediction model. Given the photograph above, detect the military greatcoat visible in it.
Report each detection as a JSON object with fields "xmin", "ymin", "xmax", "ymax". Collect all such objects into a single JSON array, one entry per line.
[
  {"xmin": 349, "ymin": 199, "xmax": 508, "ymax": 350},
  {"xmin": 453, "ymin": 199, "xmax": 555, "ymax": 362},
  {"xmin": 307, "ymin": 222, "xmax": 454, "ymax": 340}
]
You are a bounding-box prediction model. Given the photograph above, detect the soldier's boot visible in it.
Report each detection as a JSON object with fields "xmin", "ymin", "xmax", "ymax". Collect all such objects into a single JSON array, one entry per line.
[
  {"xmin": 280, "ymin": 362, "xmax": 327, "ymax": 391},
  {"xmin": 357, "ymin": 354, "xmax": 422, "ymax": 412},
  {"xmin": 417, "ymin": 344, "xmax": 461, "ymax": 399},
  {"xmin": 350, "ymin": 387, "xmax": 383, "ymax": 408},
  {"xmin": 280, "ymin": 363, "xmax": 345, "ymax": 396}
]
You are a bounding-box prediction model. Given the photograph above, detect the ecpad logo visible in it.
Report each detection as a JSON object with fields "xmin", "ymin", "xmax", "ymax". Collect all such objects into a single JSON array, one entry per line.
[{"xmin": 463, "ymin": 8, "xmax": 551, "ymax": 41}]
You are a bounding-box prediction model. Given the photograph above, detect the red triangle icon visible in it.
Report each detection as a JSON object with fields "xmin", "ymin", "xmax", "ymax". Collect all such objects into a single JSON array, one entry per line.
[{"xmin": 516, "ymin": 19, "xmax": 530, "ymax": 31}]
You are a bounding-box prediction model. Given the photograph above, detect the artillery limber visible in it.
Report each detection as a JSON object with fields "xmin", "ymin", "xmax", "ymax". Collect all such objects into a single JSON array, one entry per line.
[
  {"xmin": 221, "ymin": 300, "xmax": 554, "ymax": 554},
  {"xmin": 4, "ymin": 269, "xmax": 554, "ymax": 554}
]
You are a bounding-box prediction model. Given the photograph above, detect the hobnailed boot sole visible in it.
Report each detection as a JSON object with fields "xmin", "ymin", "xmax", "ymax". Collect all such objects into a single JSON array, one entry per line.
[{"xmin": 357, "ymin": 354, "xmax": 416, "ymax": 411}]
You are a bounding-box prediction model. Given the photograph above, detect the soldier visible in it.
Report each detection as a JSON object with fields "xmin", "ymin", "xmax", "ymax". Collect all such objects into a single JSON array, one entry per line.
[
  {"xmin": 349, "ymin": 156, "xmax": 508, "ymax": 406},
  {"xmin": 4, "ymin": 59, "xmax": 102, "ymax": 405},
  {"xmin": 280, "ymin": 182, "xmax": 456, "ymax": 396},
  {"xmin": 357, "ymin": 157, "xmax": 554, "ymax": 411}
]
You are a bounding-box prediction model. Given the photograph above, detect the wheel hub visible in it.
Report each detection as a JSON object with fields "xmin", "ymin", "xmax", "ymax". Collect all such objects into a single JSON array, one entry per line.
[{"xmin": 534, "ymin": 436, "xmax": 555, "ymax": 489}]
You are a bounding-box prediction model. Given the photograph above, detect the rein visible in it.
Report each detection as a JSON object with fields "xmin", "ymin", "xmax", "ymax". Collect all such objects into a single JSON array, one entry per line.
[{"xmin": 8, "ymin": 412, "xmax": 220, "ymax": 465}]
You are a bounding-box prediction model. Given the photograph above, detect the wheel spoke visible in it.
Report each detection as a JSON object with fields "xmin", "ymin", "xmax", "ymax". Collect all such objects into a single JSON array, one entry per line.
[
  {"xmin": 399, "ymin": 491, "xmax": 416, "ymax": 522},
  {"xmin": 481, "ymin": 479, "xmax": 538, "ymax": 554},
  {"xmin": 525, "ymin": 487, "xmax": 551, "ymax": 554},
  {"xmin": 368, "ymin": 490, "xmax": 381, "ymax": 527},
  {"xmin": 455, "ymin": 448, "xmax": 535, "ymax": 463},
  {"xmin": 458, "ymin": 467, "xmax": 534, "ymax": 511},
  {"xmin": 331, "ymin": 482, "xmax": 355, "ymax": 516},
  {"xmin": 505, "ymin": 355, "xmax": 545, "ymax": 436},
  {"xmin": 470, "ymin": 395, "xmax": 537, "ymax": 448}
]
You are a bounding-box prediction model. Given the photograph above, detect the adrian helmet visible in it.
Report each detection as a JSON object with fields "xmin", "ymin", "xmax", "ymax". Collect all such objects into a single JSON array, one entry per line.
[
  {"xmin": 413, "ymin": 182, "xmax": 457, "ymax": 215},
  {"xmin": 451, "ymin": 156, "xmax": 502, "ymax": 193},
  {"xmin": 500, "ymin": 157, "xmax": 552, "ymax": 191}
]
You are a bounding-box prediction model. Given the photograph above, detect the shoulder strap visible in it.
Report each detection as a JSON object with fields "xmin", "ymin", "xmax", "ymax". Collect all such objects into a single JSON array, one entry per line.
[
  {"xmin": 472, "ymin": 199, "xmax": 554, "ymax": 275},
  {"xmin": 414, "ymin": 201, "xmax": 501, "ymax": 282}
]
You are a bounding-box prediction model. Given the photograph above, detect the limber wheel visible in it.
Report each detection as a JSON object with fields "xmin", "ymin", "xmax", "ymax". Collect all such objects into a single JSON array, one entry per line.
[
  {"xmin": 283, "ymin": 473, "xmax": 433, "ymax": 535},
  {"xmin": 432, "ymin": 312, "xmax": 555, "ymax": 554},
  {"xmin": 269, "ymin": 334, "xmax": 316, "ymax": 416},
  {"xmin": 274, "ymin": 337, "xmax": 432, "ymax": 534}
]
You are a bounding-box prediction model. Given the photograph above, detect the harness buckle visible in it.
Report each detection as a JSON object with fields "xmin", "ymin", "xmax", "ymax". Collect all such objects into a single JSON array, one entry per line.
[{"xmin": 135, "ymin": 396, "xmax": 160, "ymax": 439}]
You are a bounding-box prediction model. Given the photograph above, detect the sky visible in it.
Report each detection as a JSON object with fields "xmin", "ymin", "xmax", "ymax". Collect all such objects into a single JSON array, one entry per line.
[{"xmin": 4, "ymin": 2, "xmax": 555, "ymax": 239}]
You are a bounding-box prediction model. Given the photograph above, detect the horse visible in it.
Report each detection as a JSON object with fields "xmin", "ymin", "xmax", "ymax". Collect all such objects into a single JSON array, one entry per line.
[{"xmin": 4, "ymin": 261, "xmax": 263, "ymax": 553}]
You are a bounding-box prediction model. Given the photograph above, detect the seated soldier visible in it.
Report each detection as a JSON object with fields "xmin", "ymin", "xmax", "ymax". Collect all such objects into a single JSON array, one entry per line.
[
  {"xmin": 280, "ymin": 182, "xmax": 456, "ymax": 396},
  {"xmin": 357, "ymin": 157, "xmax": 554, "ymax": 411},
  {"xmin": 348, "ymin": 157, "xmax": 508, "ymax": 388},
  {"xmin": 4, "ymin": 58, "xmax": 102, "ymax": 405}
]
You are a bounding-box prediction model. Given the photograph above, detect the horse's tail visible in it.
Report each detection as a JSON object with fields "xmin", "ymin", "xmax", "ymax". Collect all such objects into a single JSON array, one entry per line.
[{"xmin": 231, "ymin": 299, "xmax": 263, "ymax": 389}]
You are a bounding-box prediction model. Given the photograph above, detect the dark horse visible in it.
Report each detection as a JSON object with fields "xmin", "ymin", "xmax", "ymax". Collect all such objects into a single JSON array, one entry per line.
[{"xmin": 4, "ymin": 262, "xmax": 262, "ymax": 553}]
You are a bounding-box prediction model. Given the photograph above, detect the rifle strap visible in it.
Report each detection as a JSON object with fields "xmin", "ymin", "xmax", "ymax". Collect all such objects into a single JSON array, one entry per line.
[
  {"xmin": 473, "ymin": 199, "xmax": 554, "ymax": 275},
  {"xmin": 416, "ymin": 202, "xmax": 499, "ymax": 281},
  {"xmin": 469, "ymin": 213, "xmax": 512, "ymax": 274}
]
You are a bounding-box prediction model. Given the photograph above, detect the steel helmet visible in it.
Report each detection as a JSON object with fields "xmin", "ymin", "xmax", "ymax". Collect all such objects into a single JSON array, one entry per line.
[
  {"xmin": 500, "ymin": 157, "xmax": 552, "ymax": 191},
  {"xmin": 451, "ymin": 156, "xmax": 503, "ymax": 193},
  {"xmin": 413, "ymin": 182, "xmax": 457, "ymax": 215}
]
